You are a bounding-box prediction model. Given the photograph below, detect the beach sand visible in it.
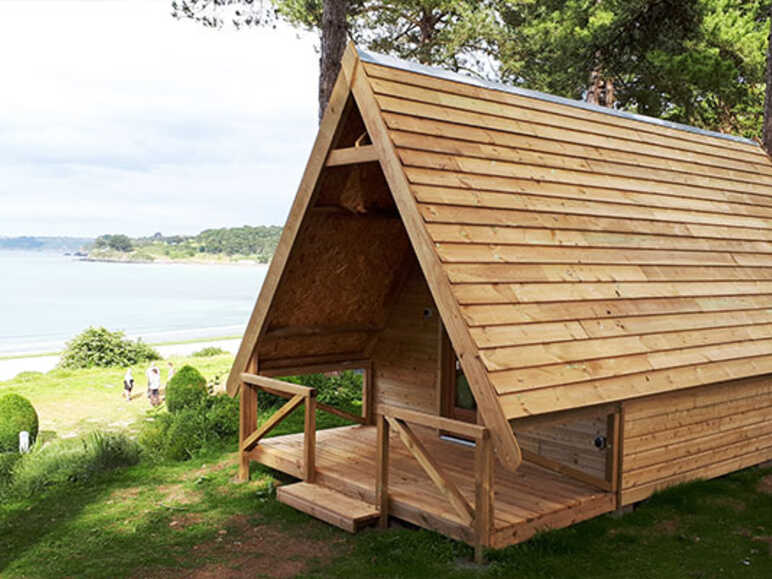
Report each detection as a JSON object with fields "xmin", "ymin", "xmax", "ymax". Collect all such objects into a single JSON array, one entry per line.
[{"xmin": 0, "ymin": 339, "xmax": 240, "ymax": 381}]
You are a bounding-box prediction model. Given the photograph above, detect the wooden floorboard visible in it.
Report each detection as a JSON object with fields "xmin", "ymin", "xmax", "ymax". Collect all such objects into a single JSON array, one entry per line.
[{"xmin": 252, "ymin": 425, "xmax": 614, "ymax": 547}]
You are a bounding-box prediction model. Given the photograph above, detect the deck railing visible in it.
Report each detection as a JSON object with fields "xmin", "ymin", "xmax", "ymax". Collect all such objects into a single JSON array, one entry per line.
[
  {"xmin": 239, "ymin": 372, "xmax": 368, "ymax": 483},
  {"xmin": 377, "ymin": 405, "xmax": 493, "ymax": 564}
]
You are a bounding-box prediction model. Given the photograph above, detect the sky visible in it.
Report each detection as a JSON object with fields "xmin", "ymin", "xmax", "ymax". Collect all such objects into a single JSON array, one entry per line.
[{"xmin": 0, "ymin": 0, "xmax": 320, "ymax": 237}]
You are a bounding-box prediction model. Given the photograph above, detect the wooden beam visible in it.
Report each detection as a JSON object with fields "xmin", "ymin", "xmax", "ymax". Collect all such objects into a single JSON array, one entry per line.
[
  {"xmin": 238, "ymin": 356, "xmax": 258, "ymax": 480},
  {"xmin": 241, "ymin": 373, "xmax": 316, "ymax": 398},
  {"xmin": 264, "ymin": 324, "xmax": 382, "ymax": 339},
  {"xmin": 225, "ymin": 45, "xmax": 357, "ymax": 396},
  {"xmin": 385, "ymin": 416, "xmax": 474, "ymax": 525},
  {"xmin": 304, "ymin": 395, "xmax": 316, "ymax": 482},
  {"xmin": 606, "ymin": 412, "xmax": 621, "ymax": 493},
  {"xmin": 258, "ymin": 353, "xmax": 367, "ymax": 371},
  {"xmin": 310, "ymin": 205, "xmax": 400, "ymax": 219},
  {"xmin": 344, "ymin": 42, "xmax": 523, "ymax": 472},
  {"xmin": 376, "ymin": 414, "xmax": 390, "ymax": 528},
  {"xmin": 326, "ymin": 144, "xmax": 379, "ymax": 166},
  {"xmin": 380, "ymin": 404, "xmax": 486, "ymax": 441},
  {"xmin": 241, "ymin": 394, "xmax": 305, "ymax": 452},
  {"xmin": 259, "ymin": 358, "xmax": 370, "ymax": 378},
  {"xmin": 363, "ymin": 360, "xmax": 375, "ymax": 426},
  {"xmin": 522, "ymin": 448, "xmax": 611, "ymax": 492},
  {"xmin": 474, "ymin": 430, "xmax": 493, "ymax": 564}
]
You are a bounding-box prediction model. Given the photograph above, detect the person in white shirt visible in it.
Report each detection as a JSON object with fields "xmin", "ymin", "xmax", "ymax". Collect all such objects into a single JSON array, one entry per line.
[
  {"xmin": 149, "ymin": 365, "xmax": 161, "ymax": 406},
  {"xmin": 123, "ymin": 368, "xmax": 134, "ymax": 401}
]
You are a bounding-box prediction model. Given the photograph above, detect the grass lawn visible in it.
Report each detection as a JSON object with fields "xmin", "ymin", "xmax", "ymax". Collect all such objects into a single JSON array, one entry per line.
[
  {"xmin": 0, "ymin": 354, "xmax": 234, "ymax": 438},
  {"xmin": 1, "ymin": 360, "xmax": 771, "ymax": 577}
]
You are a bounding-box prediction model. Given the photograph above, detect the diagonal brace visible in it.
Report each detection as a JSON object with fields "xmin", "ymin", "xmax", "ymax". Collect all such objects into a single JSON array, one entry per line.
[
  {"xmin": 385, "ymin": 416, "xmax": 474, "ymax": 525},
  {"xmin": 241, "ymin": 393, "xmax": 305, "ymax": 452}
]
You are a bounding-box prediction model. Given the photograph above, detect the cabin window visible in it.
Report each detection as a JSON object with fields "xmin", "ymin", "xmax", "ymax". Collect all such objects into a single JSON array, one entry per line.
[{"xmin": 454, "ymin": 360, "xmax": 476, "ymax": 412}]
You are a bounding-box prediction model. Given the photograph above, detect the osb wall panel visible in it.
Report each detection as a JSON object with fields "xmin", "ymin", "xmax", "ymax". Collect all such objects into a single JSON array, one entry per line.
[
  {"xmin": 621, "ymin": 375, "xmax": 772, "ymax": 504},
  {"xmin": 259, "ymin": 161, "xmax": 411, "ymax": 363},
  {"xmin": 372, "ymin": 260, "xmax": 440, "ymax": 414}
]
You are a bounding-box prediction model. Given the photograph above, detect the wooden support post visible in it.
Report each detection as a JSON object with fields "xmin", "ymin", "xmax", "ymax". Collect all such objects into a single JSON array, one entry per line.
[
  {"xmin": 238, "ymin": 357, "xmax": 258, "ymax": 481},
  {"xmin": 376, "ymin": 414, "xmax": 390, "ymax": 528},
  {"xmin": 474, "ymin": 430, "xmax": 493, "ymax": 565},
  {"xmin": 362, "ymin": 360, "xmax": 375, "ymax": 426},
  {"xmin": 304, "ymin": 392, "xmax": 317, "ymax": 482},
  {"xmin": 606, "ymin": 411, "xmax": 621, "ymax": 494}
]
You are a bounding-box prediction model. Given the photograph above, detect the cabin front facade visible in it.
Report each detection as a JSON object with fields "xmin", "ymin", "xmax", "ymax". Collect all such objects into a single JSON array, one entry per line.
[{"xmin": 227, "ymin": 44, "xmax": 772, "ymax": 561}]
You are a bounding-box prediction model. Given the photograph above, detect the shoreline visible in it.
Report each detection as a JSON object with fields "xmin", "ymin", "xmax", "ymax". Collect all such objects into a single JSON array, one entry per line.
[
  {"xmin": 0, "ymin": 336, "xmax": 241, "ymax": 381},
  {"xmin": 80, "ymin": 256, "xmax": 270, "ymax": 267}
]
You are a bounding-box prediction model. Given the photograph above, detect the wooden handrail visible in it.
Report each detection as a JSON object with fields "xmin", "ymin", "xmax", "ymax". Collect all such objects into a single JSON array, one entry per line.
[
  {"xmin": 241, "ymin": 372, "xmax": 316, "ymax": 398},
  {"xmin": 379, "ymin": 404, "xmax": 487, "ymax": 441},
  {"xmin": 239, "ymin": 373, "xmax": 316, "ymax": 482}
]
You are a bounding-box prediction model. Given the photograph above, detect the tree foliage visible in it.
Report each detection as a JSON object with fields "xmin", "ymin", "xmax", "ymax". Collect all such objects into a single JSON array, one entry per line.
[
  {"xmin": 94, "ymin": 234, "xmax": 133, "ymax": 252},
  {"xmin": 59, "ymin": 327, "xmax": 161, "ymax": 369},
  {"xmin": 498, "ymin": 0, "xmax": 770, "ymax": 138},
  {"xmin": 171, "ymin": 0, "xmax": 771, "ymax": 139}
]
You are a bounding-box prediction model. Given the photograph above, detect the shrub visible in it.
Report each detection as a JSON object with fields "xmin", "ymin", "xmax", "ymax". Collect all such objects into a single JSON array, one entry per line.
[
  {"xmin": 285, "ymin": 370, "xmax": 363, "ymax": 407},
  {"xmin": 162, "ymin": 407, "xmax": 209, "ymax": 461},
  {"xmin": 166, "ymin": 365, "xmax": 208, "ymax": 413},
  {"xmin": 59, "ymin": 327, "xmax": 161, "ymax": 369},
  {"xmin": 192, "ymin": 346, "xmax": 227, "ymax": 357},
  {"xmin": 139, "ymin": 392, "xmax": 239, "ymax": 461},
  {"xmin": 7, "ymin": 431, "xmax": 140, "ymax": 498},
  {"xmin": 0, "ymin": 394, "xmax": 39, "ymax": 452},
  {"xmin": 205, "ymin": 394, "xmax": 240, "ymax": 439}
]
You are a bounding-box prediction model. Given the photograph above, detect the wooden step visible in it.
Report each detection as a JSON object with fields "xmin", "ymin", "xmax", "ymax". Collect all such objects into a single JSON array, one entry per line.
[{"xmin": 276, "ymin": 482, "xmax": 380, "ymax": 533}]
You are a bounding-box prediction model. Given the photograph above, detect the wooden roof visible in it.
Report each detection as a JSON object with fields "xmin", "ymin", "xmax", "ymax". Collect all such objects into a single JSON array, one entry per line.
[{"xmin": 228, "ymin": 43, "xmax": 772, "ymax": 470}]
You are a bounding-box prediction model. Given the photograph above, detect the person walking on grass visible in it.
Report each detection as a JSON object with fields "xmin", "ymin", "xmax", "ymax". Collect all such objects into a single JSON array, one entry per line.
[
  {"xmin": 146, "ymin": 362, "xmax": 159, "ymax": 401},
  {"xmin": 149, "ymin": 364, "xmax": 162, "ymax": 406},
  {"xmin": 123, "ymin": 368, "xmax": 134, "ymax": 401}
]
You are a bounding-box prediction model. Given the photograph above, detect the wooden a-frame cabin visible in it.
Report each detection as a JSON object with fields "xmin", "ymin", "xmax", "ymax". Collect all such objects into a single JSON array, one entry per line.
[{"xmin": 228, "ymin": 43, "xmax": 772, "ymax": 560}]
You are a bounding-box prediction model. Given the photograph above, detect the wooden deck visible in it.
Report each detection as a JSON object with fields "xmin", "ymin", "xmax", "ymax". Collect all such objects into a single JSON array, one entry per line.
[{"xmin": 250, "ymin": 424, "xmax": 615, "ymax": 548}]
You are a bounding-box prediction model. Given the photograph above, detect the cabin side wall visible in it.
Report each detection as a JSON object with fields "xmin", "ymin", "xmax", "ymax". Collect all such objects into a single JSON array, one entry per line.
[
  {"xmin": 371, "ymin": 264, "xmax": 440, "ymax": 414},
  {"xmin": 620, "ymin": 375, "xmax": 772, "ymax": 505},
  {"xmin": 515, "ymin": 418, "xmax": 609, "ymax": 481}
]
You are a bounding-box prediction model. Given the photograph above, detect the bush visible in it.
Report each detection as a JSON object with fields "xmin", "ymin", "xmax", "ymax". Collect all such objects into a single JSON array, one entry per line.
[
  {"xmin": 0, "ymin": 394, "xmax": 39, "ymax": 452},
  {"xmin": 192, "ymin": 346, "xmax": 227, "ymax": 357},
  {"xmin": 285, "ymin": 370, "xmax": 363, "ymax": 407},
  {"xmin": 166, "ymin": 365, "xmax": 208, "ymax": 413},
  {"xmin": 6, "ymin": 431, "xmax": 140, "ymax": 498},
  {"xmin": 205, "ymin": 394, "xmax": 240, "ymax": 439},
  {"xmin": 58, "ymin": 327, "xmax": 160, "ymax": 369},
  {"xmin": 139, "ymin": 392, "xmax": 239, "ymax": 461},
  {"xmin": 162, "ymin": 408, "xmax": 209, "ymax": 461}
]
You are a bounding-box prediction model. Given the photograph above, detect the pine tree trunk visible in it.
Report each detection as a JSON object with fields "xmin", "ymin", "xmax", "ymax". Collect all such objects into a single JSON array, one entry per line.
[
  {"xmin": 763, "ymin": 7, "xmax": 772, "ymax": 154},
  {"xmin": 318, "ymin": 0, "xmax": 348, "ymax": 123}
]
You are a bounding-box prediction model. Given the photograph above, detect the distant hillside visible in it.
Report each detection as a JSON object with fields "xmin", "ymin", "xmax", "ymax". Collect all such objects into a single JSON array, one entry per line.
[
  {"xmin": 87, "ymin": 226, "xmax": 283, "ymax": 264},
  {"xmin": 0, "ymin": 236, "xmax": 92, "ymax": 252}
]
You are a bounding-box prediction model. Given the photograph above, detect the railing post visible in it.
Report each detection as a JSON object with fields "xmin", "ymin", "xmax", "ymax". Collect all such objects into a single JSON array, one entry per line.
[
  {"xmin": 375, "ymin": 413, "xmax": 389, "ymax": 528},
  {"xmin": 304, "ymin": 391, "xmax": 316, "ymax": 482},
  {"xmin": 474, "ymin": 429, "xmax": 493, "ymax": 564},
  {"xmin": 238, "ymin": 360, "xmax": 258, "ymax": 481}
]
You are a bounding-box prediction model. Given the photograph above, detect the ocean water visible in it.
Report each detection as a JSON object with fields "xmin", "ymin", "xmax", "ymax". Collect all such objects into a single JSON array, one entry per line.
[{"xmin": 0, "ymin": 251, "xmax": 267, "ymax": 355}]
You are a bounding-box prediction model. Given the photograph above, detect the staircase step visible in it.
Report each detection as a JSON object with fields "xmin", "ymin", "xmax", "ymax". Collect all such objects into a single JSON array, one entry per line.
[{"xmin": 277, "ymin": 482, "xmax": 380, "ymax": 533}]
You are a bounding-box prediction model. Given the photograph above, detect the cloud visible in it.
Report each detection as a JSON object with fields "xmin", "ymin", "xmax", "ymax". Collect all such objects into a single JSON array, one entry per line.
[{"xmin": 0, "ymin": 0, "xmax": 320, "ymax": 237}]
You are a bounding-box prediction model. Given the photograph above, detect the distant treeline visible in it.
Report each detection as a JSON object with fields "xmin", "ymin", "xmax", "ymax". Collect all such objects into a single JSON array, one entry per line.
[{"xmin": 92, "ymin": 225, "xmax": 283, "ymax": 262}]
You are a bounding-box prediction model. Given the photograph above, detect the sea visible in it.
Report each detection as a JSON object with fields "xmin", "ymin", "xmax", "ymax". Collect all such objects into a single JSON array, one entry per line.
[{"xmin": 0, "ymin": 251, "xmax": 267, "ymax": 355}]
